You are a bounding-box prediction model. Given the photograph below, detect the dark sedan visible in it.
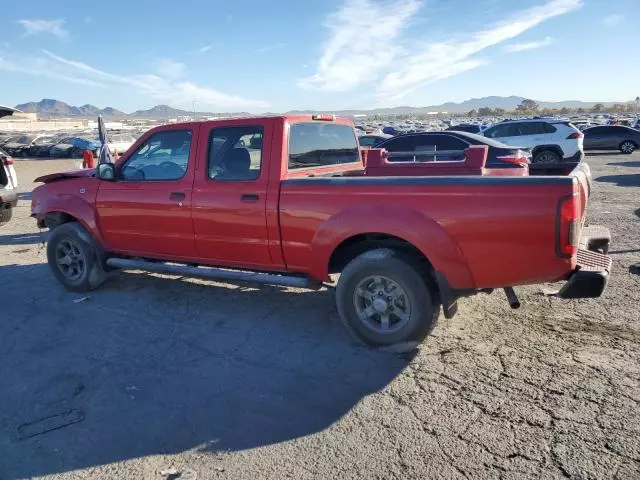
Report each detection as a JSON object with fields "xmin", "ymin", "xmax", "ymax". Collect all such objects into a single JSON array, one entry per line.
[
  {"xmin": 358, "ymin": 134, "xmax": 391, "ymax": 147},
  {"xmin": 583, "ymin": 125, "xmax": 640, "ymax": 154},
  {"xmin": 373, "ymin": 131, "xmax": 530, "ymax": 169}
]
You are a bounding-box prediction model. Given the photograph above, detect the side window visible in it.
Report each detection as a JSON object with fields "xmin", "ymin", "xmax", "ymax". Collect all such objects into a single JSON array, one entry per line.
[
  {"xmin": 484, "ymin": 124, "xmax": 512, "ymax": 138},
  {"xmin": 378, "ymin": 136, "xmax": 419, "ymax": 152},
  {"xmin": 208, "ymin": 125, "xmax": 262, "ymax": 181},
  {"xmin": 512, "ymin": 123, "xmax": 538, "ymax": 136},
  {"xmin": 586, "ymin": 127, "xmax": 605, "ymax": 135},
  {"xmin": 121, "ymin": 130, "xmax": 191, "ymax": 181},
  {"xmin": 541, "ymin": 122, "xmax": 557, "ymax": 134},
  {"xmin": 288, "ymin": 123, "xmax": 359, "ymax": 169}
]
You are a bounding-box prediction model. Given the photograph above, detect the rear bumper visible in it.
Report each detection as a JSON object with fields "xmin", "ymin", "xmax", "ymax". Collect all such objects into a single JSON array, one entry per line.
[
  {"xmin": 557, "ymin": 249, "xmax": 611, "ymax": 299},
  {"xmin": 566, "ymin": 150, "xmax": 584, "ymax": 162},
  {"xmin": 557, "ymin": 223, "xmax": 612, "ymax": 299},
  {"xmin": 0, "ymin": 188, "xmax": 18, "ymax": 207}
]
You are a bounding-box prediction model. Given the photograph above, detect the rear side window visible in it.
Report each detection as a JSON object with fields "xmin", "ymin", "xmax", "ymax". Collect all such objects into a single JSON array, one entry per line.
[
  {"xmin": 483, "ymin": 123, "xmax": 513, "ymax": 138},
  {"xmin": 288, "ymin": 123, "xmax": 359, "ymax": 170},
  {"xmin": 208, "ymin": 125, "xmax": 263, "ymax": 181},
  {"xmin": 542, "ymin": 122, "xmax": 557, "ymax": 133}
]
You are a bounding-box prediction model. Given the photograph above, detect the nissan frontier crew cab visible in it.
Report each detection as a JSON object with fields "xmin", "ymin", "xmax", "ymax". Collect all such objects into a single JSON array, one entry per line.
[{"xmin": 31, "ymin": 115, "xmax": 612, "ymax": 348}]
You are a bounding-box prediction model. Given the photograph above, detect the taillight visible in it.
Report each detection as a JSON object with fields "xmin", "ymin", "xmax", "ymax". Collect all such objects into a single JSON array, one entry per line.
[
  {"xmin": 2, "ymin": 156, "xmax": 13, "ymax": 166},
  {"xmin": 567, "ymin": 132, "xmax": 583, "ymax": 139},
  {"xmin": 557, "ymin": 195, "xmax": 580, "ymax": 257},
  {"xmin": 497, "ymin": 150, "xmax": 530, "ymax": 166}
]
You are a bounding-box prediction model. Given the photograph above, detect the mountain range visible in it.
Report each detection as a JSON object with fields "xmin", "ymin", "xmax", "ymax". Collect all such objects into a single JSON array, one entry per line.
[{"xmin": 14, "ymin": 96, "xmax": 634, "ymax": 119}]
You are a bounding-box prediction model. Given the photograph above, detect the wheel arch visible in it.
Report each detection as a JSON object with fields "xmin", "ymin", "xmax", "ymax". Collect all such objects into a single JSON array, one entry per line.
[
  {"xmin": 307, "ymin": 204, "xmax": 475, "ymax": 290},
  {"xmin": 532, "ymin": 144, "xmax": 564, "ymax": 158}
]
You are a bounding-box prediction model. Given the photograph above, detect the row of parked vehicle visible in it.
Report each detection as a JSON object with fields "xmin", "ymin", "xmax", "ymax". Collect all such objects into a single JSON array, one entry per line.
[
  {"xmin": 357, "ymin": 119, "xmax": 640, "ymax": 169},
  {"xmin": 0, "ymin": 132, "xmax": 138, "ymax": 159}
]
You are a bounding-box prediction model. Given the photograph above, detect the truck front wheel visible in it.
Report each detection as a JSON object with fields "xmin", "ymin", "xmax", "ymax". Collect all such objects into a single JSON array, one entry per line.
[
  {"xmin": 47, "ymin": 222, "xmax": 107, "ymax": 292},
  {"xmin": 336, "ymin": 248, "xmax": 440, "ymax": 350}
]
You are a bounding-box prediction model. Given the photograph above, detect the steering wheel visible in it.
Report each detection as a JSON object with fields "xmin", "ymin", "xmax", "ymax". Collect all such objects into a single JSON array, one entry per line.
[{"xmin": 158, "ymin": 161, "xmax": 184, "ymax": 178}]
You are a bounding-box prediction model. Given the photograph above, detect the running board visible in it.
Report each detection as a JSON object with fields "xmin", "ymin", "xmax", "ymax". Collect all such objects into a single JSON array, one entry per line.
[{"xmin": 105, "ymin": 258, "xmax": 320, "ymax": 289}]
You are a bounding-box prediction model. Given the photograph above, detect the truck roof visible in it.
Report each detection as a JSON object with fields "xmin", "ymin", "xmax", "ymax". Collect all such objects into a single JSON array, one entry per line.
[{"xmin": 156, "ymin": 114, "xmax": 354, "ymax": 129}]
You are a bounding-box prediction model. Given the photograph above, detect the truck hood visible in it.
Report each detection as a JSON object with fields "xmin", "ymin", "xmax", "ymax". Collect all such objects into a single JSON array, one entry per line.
[{"xmin": 34, "ymin": 169, "xmax": 94, "ymax": 184}]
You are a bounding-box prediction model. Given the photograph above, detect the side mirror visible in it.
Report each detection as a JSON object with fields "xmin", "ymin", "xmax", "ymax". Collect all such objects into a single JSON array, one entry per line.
[{"xmin": 96, "ymin": 163, "xmax": 116, "ymax": 181}]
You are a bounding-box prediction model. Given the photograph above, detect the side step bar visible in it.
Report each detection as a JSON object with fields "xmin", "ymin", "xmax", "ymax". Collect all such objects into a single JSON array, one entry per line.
[{"xmin": 105, "ymin": 258, "xmax": 321, "ymax": 290}]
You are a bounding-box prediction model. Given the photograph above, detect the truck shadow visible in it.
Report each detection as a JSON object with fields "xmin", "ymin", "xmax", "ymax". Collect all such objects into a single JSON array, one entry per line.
[
  {"xmin": 595, "ymin": 174, "xmax": 640, "ymax": 187},
  {"xmin": 0, "ymin": 232, "xmax": 47, "ymax": 246},
  {"xmin": 607, "ymin": 161, "xmax": 640, "ymax": 168},
  {"xmin": 0, "ymin": 264, "xmax": 414, "ymax": 479}
]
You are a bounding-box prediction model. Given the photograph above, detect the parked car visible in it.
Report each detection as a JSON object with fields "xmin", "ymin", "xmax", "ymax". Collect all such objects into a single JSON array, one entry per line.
[
  {"xmin": 582, "ymin": 125, "xmax": 640, "ymax": 154},
  {"xmin": 629, "ymin": 119, "xmax": 640, "ymax": 131},
  {"xmin": 0, "ymin": 147, "xmax": 18, "ymax": 226},
  {"xmin": 32, "ymin": 115, "xmax": 612, "ymax": 349},
  {"xmin": 49, "ymin": 137, "xmax": 100, "ymax": 158},
  {"xmin": 481, "ymin": 119, "xmax": 583, "ymax": 164},
  {"xmin": 2, "ymin": 134, "xmax": 41, "ymax": 157},
  {"xmin": 373, "ymin": 131, "xmax": 530, "ymax": 171},
  {"xmin": 358, "ymin": 134, "xmax": 392, "ymax": 147},
  {"xmin": 445, "ymin": 124, "xmax": 483, "ymax": 134},
  {"xmin": 108, "ymin": 134, "xmax": 136, "ymax": 155},
  {"xmin": 27, "ymin": 134, "xmax": 67, "ymax": 157}
]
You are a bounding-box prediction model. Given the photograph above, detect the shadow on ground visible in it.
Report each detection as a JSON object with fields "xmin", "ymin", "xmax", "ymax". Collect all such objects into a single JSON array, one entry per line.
[
  {"xmin": 0, "ymin": 232, "xmax": 47, "ymax": 246},
  {"xmin": 595, "ymin": 174, "xmax": 640, "ymax": 187},
  {"xmin": 0, "ymin": 264, "xmax": 413, "ymax": 479},
  {"xmin": 18, "ymin": 192, "xmax": 32, "ymax": 201},
  {"xmin": 586, "ymin": 151, "xmax": 624, "ymax": 157},
  {"xmin": 607, "ymin": 161, "xmax": 640, "ymax": 168}
]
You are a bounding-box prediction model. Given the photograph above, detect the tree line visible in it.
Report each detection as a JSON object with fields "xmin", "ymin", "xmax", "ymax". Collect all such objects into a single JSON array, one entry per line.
[{"xmin": 468, "ymin": 99, "xmax": 639, "ymax": 117}]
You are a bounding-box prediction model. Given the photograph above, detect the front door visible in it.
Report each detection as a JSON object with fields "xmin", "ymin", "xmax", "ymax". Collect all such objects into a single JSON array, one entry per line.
[
  {"xmin": 192, "ymin": 120, "xmax": 273, "ymax": 269},
  {"xmin": 96, "ymin": 127, "xmax": 198, "ymax": 259}
]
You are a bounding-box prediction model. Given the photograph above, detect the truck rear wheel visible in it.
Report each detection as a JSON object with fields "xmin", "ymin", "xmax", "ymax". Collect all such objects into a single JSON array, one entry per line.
[
  {"xmin": 336, "ymin": 248, "xmax": 440, "ymax": 350},
  {"xmin": 47, "ymin": 222, "xmax": 107, "ymax": 292}
]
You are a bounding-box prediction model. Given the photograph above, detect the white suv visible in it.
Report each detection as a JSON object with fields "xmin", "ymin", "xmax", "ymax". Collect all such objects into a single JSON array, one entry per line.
[{"xmin": 481, "ymin": 119, "xmax": 584, "ymax": 164}]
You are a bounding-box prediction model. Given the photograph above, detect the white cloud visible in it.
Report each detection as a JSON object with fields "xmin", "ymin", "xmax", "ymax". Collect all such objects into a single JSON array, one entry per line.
[
  {"xmin": 377, "ymin": 0, "xmax": 581, "ymax": 99},
  {"xmin": 199, "ymin": 45, "xmax": 213, "ymax": 52},
  {"xmin": 301, "ymin": 0, "xmax": 581, "ymax": 100},
  {"xmin": 16, "ymin": 19, "xmax": 68, "ymax": 38},
  {"xmin": 503, "ymin": 36, "xmax": 554, "ymax": 53},
  {"xmin": 603, "ymin": 14, "xmax": 623, "ymax": 27},
  {"xmin": 154, "ymin": 58, "xmax": 186, "ymax": 79},
  {"xmin": 34, "ymin": 50, "xmax": 269, "ymax": 110},
  {"xmin": 0, "ymin": 56, "xmax": 105, "ymax": 86},
  {"xmin": 298, "ymin": 0, "xmax": 421, "ymax": 92}
]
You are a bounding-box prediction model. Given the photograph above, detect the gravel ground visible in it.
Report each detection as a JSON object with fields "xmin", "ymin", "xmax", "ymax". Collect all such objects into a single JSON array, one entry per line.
[{"xmin": 1, "ymin": 154, "xmax": 639, "ymax": 480}]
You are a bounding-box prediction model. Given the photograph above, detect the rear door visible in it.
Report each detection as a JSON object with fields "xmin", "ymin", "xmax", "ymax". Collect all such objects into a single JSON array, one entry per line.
[
  {"xmin": 191, "ymin": 119, "xmax": 274, "ymax": 269},
  {"xmin": 583, "ymin": 127, "xmax": 608, "ymax": 149},
  {"xmin": 96, "ymin": 127, "xmax": 198, "ymax": 259},
  {"xmin": 483, "ymin": 123, "xmax": 516, "ymax": 145}
]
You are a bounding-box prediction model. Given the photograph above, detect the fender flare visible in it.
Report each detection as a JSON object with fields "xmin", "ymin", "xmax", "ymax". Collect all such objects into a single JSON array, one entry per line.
[
  {"xmin": 34, "ymin": 193, "xmax": 106, "ymax": 248},
  {"xmin": 306, "ymin": 203, "xmax": 475, "ymax": 289}
]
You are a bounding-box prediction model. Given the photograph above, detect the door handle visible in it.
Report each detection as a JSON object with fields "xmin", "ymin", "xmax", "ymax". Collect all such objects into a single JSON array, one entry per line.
[
  {"xmin": 170, "ymin": 192, "xmax": 186, "ymax": 201},
  {"xmin": 241, "ymin": 194, "xmax": 260, "ymax": 202}
]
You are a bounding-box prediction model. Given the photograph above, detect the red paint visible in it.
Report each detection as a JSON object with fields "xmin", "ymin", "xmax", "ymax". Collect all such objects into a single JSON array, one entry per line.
[{"xmin": 32, "ymin": 115, "xmax": 592, "ymax": 292}]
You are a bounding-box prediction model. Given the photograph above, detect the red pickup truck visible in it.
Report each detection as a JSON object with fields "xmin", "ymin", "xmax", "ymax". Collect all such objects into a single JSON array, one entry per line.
[{"xmin": 31, "ymin": 115, "xmax": 612, "ymax": 348}]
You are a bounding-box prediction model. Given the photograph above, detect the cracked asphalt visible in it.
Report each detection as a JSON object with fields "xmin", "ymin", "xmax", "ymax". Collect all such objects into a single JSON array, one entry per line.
[{"xmin": 1, "ymin": 153, "xmax": 639, "ymax": 479}]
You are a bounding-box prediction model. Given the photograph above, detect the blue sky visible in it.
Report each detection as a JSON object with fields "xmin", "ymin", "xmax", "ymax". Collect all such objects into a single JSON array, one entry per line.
[{"xmin": 0, "ymin": 0, "xmax": 638, "ymax": 113}]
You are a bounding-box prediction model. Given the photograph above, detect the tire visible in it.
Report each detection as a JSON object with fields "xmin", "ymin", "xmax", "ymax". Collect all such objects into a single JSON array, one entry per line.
[
  {"xmin": 619, "ymin": 141, "xmax": 636, "ymax": 154},
  {"xmin": 0, "ymin": 206, "xmax": 12, "ymax": 226},
  {"xmin": 533, "ymin": 150, "xmax": 561, "ymax": 164},
  {"xmin": 336, "ymin": 248, "xmax": 440, "ymax": 350},
  {"xmin": 47, "ymin": 222, "xmax": 107, "ymax": 292}
]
